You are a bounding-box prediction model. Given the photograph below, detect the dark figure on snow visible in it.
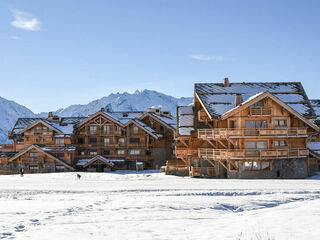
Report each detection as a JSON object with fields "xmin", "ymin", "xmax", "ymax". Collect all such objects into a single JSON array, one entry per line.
[
  {"xmin": 77, "ymin": 174, "xmax": 81, "ymax": 180},
  {"xmin": 20, "ymin": 167, "xmax": 24, "ymax": 177}
]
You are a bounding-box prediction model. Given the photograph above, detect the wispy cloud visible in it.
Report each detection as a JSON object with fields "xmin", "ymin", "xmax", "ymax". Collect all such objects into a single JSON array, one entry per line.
[
  {"xmin": 11, "ymin": 9, "xmax": 41, "ymax": 31},
  {"xmin": 189, "ymin": 55, "xmax": 224, "ymax": 61},
  {"xmin": 10, "ymin": 36, "xmax": 21, "ymax": 40}
]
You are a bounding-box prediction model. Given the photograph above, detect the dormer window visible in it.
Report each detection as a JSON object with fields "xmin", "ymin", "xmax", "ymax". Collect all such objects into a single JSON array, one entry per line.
[{"xmin": 256, "ymin": 100, "xmax": 264, "ymax": 107}]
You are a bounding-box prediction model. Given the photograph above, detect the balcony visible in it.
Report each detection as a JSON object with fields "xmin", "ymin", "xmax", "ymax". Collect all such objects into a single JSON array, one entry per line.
[
  {"xmin": 199, "ymin": 148, "xmax": 309, "ymax": 160},
  {"xmin": 175, "ymin": 148, "xmax": 198, "ymax": 156},
  {"xmin": 79, "ymin": 130, "xmax": 123, "ymax": 136},
  {"xmin": 21, "ymin": 158, "xmax": 45, "ymax": 163},
  {"xmin": 198, "ymin": 128, "xmax": 308, "ymax": 139},
  {"xmin": 249, "ymin": 107, "xmax": 272, "ymax": 116}
]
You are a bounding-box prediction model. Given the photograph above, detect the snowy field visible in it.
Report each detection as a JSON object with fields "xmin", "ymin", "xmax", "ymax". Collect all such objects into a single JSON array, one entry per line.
[{"xmin": 0, "ymin": 171, "xmax": 320, "ymax": 240}]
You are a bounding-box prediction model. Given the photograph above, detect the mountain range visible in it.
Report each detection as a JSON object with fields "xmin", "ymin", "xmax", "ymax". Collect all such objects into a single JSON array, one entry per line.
[{"xmin": 0, "ymin": 90, "xmax": 193, "ymax": 144}]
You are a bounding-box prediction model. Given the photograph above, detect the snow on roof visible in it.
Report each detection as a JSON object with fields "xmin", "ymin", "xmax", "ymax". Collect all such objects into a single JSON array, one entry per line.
[
  {"xmin": 76, "ymin": 156, "xmax": 125, "ymax": 166},
  {"xmin": 11, "ymin": 117, "xmax": 85, "ymax": 135},
  {"xmin": 106, "ymin": 111, "xmax": 144, "ymax": 125},
  {"xmin": 308, "ymin": 142, "xmax": 320, "ymax": 150},
  {"xmin": 148, "ymin": 113, "xmax": 176, "ymax": 129},
  {"xmin": 134, "ymin": 120, "xmax": 163, "ymax": 138},
  {"xmin": 309, "ymin": 100, "xmax": 320, "ymax": 125},
  {"xmin": 195, "ymin": 82, "xmax": 315, "ymax": 117},
  {"xmin": 177, "ymin": 106, "xmax": 194, "ymax": 136},
  {"xmin": 40, "ymin": 145, "xmax": 76, "ymax": 152}
]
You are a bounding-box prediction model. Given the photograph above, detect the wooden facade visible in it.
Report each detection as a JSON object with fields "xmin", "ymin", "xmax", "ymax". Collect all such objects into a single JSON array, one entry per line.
[
  {"xmin": 0, "ymin": 107, "xmax": 175, "ymax": 174},
  {"xmin": 171, "ymin": 79, "xmax": 320, "ymax": 178}
]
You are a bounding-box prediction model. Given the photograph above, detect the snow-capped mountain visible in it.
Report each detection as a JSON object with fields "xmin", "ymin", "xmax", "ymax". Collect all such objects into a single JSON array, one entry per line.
[
  {"xmin": 0, "ymin": 97, "xmax": 36, "ymax": 144},
  {"xmin": 0, "ymin": 90, "xmax": 193, "ymax": 144}
]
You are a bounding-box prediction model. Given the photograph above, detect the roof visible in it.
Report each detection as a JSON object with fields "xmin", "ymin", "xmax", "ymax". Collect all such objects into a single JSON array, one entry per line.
[
  {"xmin": 131, "ymin": 120, "xmax": 163, "ymax": 138},
  {"xmin": 39, "ymin": 145, "xmax": 76, "ymax": 152},
  {"xmin": 195, "ymin": 82, "xmax": 315, "ymax": 118},
  {"xmin": 106, "ymin": 111, "xmax": 144, "ymax": 125},
  {"xmin": 310, "ymin": 99, "xmax": 320, "ymax": 125},
  {"xmin": 8, "ymin": 145, "xmax": 74, "ymax": 170},
  {"xmin": 76, "ymin": 155, "xmax": 125, "ymax": 167},
  {"xmin": 177, "ymin": 106, "xmax": 194, "ymax": 136},
  {"xmin": 11, "ymin": 117, "xmax": 85, "ymax": 137},
  {"xmin": 220, "ymin": 91, "xmax": 319, "ymax": 131}
]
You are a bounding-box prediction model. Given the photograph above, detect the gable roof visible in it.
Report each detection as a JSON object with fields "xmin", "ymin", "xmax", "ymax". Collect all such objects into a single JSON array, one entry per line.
[
  {"xmin": 76, "ymin": 111, "xmax": 126, "ymax": 128},
  {"xmin": 76, "ymin": 155, "xmax": 125, "ymax": 167},
  {"xmin": 195, "ymin": 82, "xmax": 315, "ymax": 118},
  {"xmin": 126, "ymin": 119, "xmax": 162, "ymax": 139},
  {"xmin": 139, "ymin": 112, "xmax": 176, "ymax": 131},
  {"xmin": 11, "ymin": 117, "xmax": 85, "ymax": 137},
  {"xmin": 221, "ymin": 91, "xmax": 319, "ymax": 132},
  {"xmin": 8, "ymin": 145, "xmax": 74, "ymax": 170}
]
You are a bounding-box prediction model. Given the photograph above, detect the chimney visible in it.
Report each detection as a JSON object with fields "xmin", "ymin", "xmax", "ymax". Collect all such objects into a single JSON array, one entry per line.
[
  {"xmin": 235, "ymin": 94, "xmax": 243, "ymax": 107},
  {"xmin": 224, "ymin": 77, "xmax": 230, "ymax": 87},
  {"xmin": 48, "ymin": 112, "xmax": 53, "ymax": 118},
  {"xmin": 100, "ymin": 107, "xmax": 105, "ymax": 112}
]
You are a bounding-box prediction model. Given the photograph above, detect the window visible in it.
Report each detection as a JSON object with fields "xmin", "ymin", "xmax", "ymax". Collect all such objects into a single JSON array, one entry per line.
[
  {"xmin": 275, "ymin": 140, "xmax": 287, "ymax": 147},
  {"xmin": 89, "ymin": 151, "xmax": 97, "ymax": 156},
  {"xmin": 80, "ymin": 151, "xmax": 85, "ymax": 156},
  {"xmin": 103, "ymin": 125, "xmax": 110, "ymax": 132},
  {"xmin": 119, "ymin": 138, "xmax": 125, "ymax": 143},
  {"xmin": 29, "ymin": 165, "xmax": 39, "ymax": 170},
  {"xmin": 55, "ymin": 139, "xmax": 64, "ymax": 145},
  {"xmin": 243, "ymin": 161, "xmax": 271, "ymax": 171},
  {"xmin": 42, "ymin": 138, "xmax": 46, "ymax": 142},
  {"xmin": 130, "ymin": 138, "xmax": 140, "ymax": 143},
  {"xmin": 43, "ymin": 126, "xmax": 48, "ymax": 131},
  {"xmin": 89, "ymin": 138, "xmax": 97, "ymax": 143},
  {"xmin": 245, "ymin": 120, "xmax": 267, "ymax": 129},
  {"xmin": 78, "ymin": 138, "xmax": 84, "ymax": 144},
  {"xmin": 29, "ymin": 152, "xmax": 38, "ymax": 158},
  {"xmin": 129, "ymin": 149, "xmax": 140, "ymax": 155},
  {"xmin": 104, "ymin": 138, "xmax": 110, "ymax": 145},
  {"xmin": 117, "ymin": 150, "xmax": 125, "ymax": 155},
  {"xmin": 17, "ymin": 139, "xmax": 24, "ymax": 144},
  {"xmin": 35, "ymin": 126, "xmax": 41, "ymax": 132},
  {"xmin": 274, "ymin": 120, "xmax": 287, "ymax": 127},
  {"xmin": 246, "ymin": 141, "xmax": 267, "ymax": 149},
  {"xmin": 56, "ymin": 153, "xmax": 65, "ymax": 158},
  {"xmin": 36, "ymin": 138, "xmax": 40, "ymax": 142},
  {"xmin": 90, "ymin": 126, "xmax": 97, "ymax": 133},
  {"xmin": 256, "ymin": 100, "xmax": 264, "ymax": 107},
  {"xmin": 133, "ymin": 126, "xmax": 139, "ymax": 134},
  {"xmin": 230, "ymin": 120, "xmax": 237, "ymax": 129},
  {"xmin": 104, "ymin": 150, "xmax": 110, "ymax": 155},
  {"xmin": 115, "ymin": 125, "xmax": 121, "ymax": 132},
  {"xmin": 55, "ymin": 165, "xmax": 64, "ymax": 172}
]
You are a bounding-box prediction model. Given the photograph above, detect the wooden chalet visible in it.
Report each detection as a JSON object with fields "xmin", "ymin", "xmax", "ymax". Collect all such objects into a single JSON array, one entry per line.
[
  {"xmin": 170, "ymin": 78, "xmax": 320, "ymax": 178},
  {"xmin": 0, "ymin": 113, "xmax": 82, "ymax": 174},
  {"xmin": 0, "ymin": 107, "xmax": 175, "ymax": 174},
  {"xmin": 74, "ymin": 107, "xmax": 175, "ymax": 172}
]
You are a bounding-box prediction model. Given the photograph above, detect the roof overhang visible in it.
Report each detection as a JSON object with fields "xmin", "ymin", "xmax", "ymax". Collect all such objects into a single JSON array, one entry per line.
[
  {"xmin": 221, "ymin": 91, "xmax": 320, "ymax": 132},
  {"xmin": 139, "ymin": 112, "xmax": 176, "ymax": 131},
  {"xmin": 17, "ymin": 119, "xmax": 63, "ymax": 135},
  {"xmin": 125, "ymin": 119, "xmax": 159, "ymax": 139},
  {"xmin": 76, "ymin": 111, "xmax": 125, "ymax": 128},
  {"xmin": 8, "ymin": 145, "xmax": 75, "ymax": 170},
  {"xmin": 194, "ymin": 91, "xmax": 213, "ymax": 120}
]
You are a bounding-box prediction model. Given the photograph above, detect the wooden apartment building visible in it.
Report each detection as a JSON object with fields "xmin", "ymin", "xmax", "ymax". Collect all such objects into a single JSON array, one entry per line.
[
  {"xmin": 169, "ymin": 78, "xmax": 320, "ymax": 178},
  {"xmin": 0, "ymin": 107, "xmax": 175, "ymax": 174}
]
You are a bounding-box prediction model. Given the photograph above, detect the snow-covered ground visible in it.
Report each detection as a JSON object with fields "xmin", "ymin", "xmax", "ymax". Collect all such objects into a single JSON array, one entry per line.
[{"xmin": 0, "ymin": 171, "xmax": 320, "ymax": 240}]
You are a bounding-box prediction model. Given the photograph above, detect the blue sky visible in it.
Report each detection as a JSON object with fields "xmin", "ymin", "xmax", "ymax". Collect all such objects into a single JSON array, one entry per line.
[{"xmin": 1, "ymin": 0, "xmax": 320, "ymax": 113}]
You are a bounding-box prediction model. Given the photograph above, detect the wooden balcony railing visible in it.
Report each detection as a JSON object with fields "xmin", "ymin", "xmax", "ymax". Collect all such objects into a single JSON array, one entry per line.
[
  {"xmin": 24, "ymin": 131, "xmax": 53, "ymax": 136},
  {"xmin": 199, "ymin": 148, "xmax": 309, "ymax": 160},
  {"xmin": 20, "ymin": 158, "xmax": 44, "ymax": 163},
  {"xmin": 80, "ymin": 130, "xmax": 122, "ymax": 136},
  {"xmin": 175, "ymin": 148, "xmax": 198, "ymax": 156},
  {"xmin": 198, "ymin": 128, "xmax": 308, "ymax": 139},
  {"xmin": 191, "ymin": 167, "xmax": 201, "ymax": 177},
  {"xmin": 250, "ymin": 107, "xmax": 272, "ymax": 116}
]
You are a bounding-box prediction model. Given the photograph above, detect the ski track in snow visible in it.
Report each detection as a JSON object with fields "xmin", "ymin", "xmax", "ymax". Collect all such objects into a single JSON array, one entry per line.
[{"xmin": 0, "ymin": 172, "xmax": 320, "ymax": 239}]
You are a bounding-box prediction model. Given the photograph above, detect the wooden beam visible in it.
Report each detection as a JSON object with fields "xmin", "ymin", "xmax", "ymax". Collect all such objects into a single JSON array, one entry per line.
[
  {"xmin": 216, "ymin": 139, "xmax": 227, "ymax": 149},
  {"xmin": 217, "ymin": 160, "xmax": 228, "ymax": 170}
]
